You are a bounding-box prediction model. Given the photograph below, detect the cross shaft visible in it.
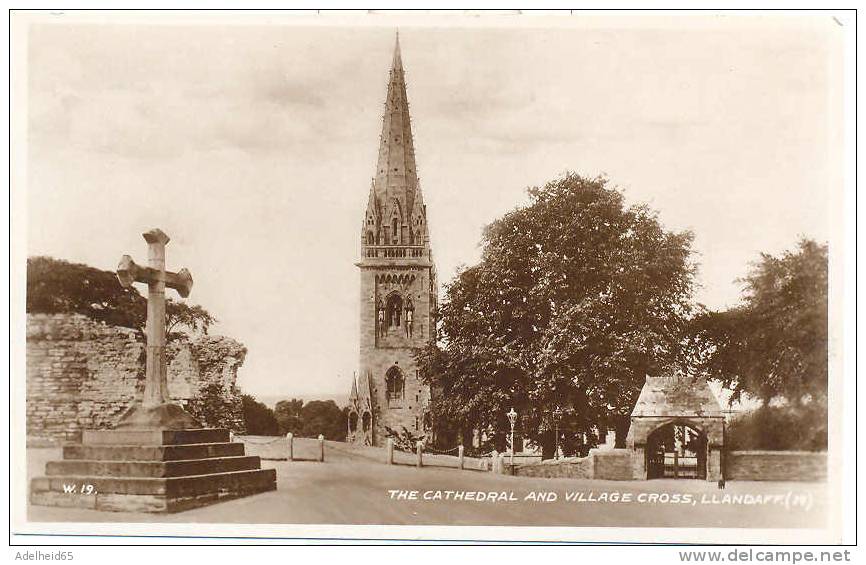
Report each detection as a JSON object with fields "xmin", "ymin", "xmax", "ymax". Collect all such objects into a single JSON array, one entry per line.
[{"xmin": 115, "ymin": 228, "xmax": 200, "ymax": 429}]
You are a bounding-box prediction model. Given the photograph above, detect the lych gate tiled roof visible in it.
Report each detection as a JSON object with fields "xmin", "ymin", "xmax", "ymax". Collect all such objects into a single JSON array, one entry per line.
[{"xmin": 631, "ymin": 375, "xmax": 724, "ymax": 418}]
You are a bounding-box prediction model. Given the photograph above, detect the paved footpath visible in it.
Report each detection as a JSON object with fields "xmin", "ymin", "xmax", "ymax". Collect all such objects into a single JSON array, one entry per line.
[{"xmin": 26, "ymin": 439, "xmax": 826, "ymax": 528}]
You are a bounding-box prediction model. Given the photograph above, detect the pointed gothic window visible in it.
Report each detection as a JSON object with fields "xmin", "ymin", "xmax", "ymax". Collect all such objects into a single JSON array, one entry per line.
[
  {"xmin": 386, "ymin": 366, "xmax": 405, "ymax": 401},
  {"xmin": 392, "ymin": 218, "xmax": 398, "ymax": 241}
]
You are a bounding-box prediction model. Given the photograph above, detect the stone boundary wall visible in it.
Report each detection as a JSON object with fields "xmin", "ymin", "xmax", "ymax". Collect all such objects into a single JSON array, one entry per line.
[
  {"xmin": 513, "ymin": 456, "xmax": 594, "ymax": 479},
  {"xmin": 513, "ymin": 449, "xmax": 633, "ymax": 480},
  {"xmin": 26, "ymin": 313, "xmax": 246, "ymax": 445},
  {"xmin": 415, "ymin": 451, "xmax": 487, "ymax": 471},
  {"xmin": 592, "ymin": 449, "xmax": 635, "ymax": 480},
  {"xmin": 725, "ymin": 451, "xmax": 827, "ymax": 482}
]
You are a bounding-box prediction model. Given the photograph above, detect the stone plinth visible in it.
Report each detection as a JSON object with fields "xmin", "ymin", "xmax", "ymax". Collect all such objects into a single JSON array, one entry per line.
[{"xmin": 30, "ymin": 428, "xmax": 276, "ymax": 513}]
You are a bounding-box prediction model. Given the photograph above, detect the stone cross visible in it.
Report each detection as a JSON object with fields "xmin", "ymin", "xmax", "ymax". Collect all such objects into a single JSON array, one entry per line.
[{"xmin": 115, "ymin": 228, "xmax": 199, "ymax": 429}]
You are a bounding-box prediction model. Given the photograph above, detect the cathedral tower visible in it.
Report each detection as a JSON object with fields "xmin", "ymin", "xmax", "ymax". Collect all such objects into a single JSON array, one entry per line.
[{"xmin": 347, "ymin": 34, "xmax": 437, "ymax": 446}]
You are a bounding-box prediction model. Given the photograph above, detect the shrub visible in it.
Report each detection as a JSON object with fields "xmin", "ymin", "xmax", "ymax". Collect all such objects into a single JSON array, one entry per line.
[
  {"xmin": 384, "ymin": 426, "xmax": 425, "ymax": 452},
  {"xmin": 187, "ymin": 382, "xmax": 239, "ymax": 430},
  {"xmin": 726, "ymin": 403, "xmax": 827, "ymax": 451}
]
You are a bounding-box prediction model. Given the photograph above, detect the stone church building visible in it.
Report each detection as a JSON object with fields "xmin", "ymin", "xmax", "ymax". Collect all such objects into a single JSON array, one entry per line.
[{"xmin": 346, "ymin": 35, "xmax": 437, "ymax": 446}]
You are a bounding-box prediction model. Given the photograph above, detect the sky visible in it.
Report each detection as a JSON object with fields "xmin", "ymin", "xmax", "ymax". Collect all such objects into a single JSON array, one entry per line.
[{"xmin": 24, "ymin": 13, "xmax": 841, "ymax": 401}]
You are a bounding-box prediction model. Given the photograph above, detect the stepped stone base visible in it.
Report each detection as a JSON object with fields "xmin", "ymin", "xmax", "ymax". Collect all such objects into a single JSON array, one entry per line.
[
  {"xmin": 31, "ymin": 428, "xmax": 277, "ymax": 513},
  {"xmin": 116, "ymin": 402, "xmax": 203, "ymax": 431}
]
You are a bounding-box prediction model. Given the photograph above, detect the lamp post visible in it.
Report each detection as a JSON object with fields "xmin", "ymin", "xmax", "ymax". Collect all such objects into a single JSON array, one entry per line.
[
  {"xmin": 553, "ymin": 407, "xmax": 563, "ymax": 460},
  {"xmin": 507, "ymin": 408, "xmax": 517, "ymax": 468}
]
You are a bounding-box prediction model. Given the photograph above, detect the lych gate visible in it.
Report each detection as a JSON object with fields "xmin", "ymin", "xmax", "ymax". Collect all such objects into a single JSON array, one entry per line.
[
  {"xmin": 645, "ymin": 421, "xmax": 708, "ymax": 479},
  {"xmin": 627, "ymin": 374, "xmax": 724, "ymax": 481}
]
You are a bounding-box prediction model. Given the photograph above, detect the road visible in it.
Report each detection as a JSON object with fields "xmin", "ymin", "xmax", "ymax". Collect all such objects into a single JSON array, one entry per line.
[{"xmin": 26, "ymin": 438, "xmax": 826, "ymax": 529}]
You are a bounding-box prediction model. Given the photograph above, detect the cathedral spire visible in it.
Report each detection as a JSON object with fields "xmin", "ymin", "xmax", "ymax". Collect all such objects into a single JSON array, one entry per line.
[
  {"xmin": 350, "ymin": 32, "xmax": 438, "ymax": 447},
  {"xmin": 392, "ymin": 30, "xmax": 403, "ymax": 71},
  {"xmin": 370, "ymin": 31, "xmax": 420, "ymax": 236}
]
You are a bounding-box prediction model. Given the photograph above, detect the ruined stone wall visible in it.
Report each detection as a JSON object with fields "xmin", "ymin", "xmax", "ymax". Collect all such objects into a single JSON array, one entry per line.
[
  {"xmin": 181, "ymin": 335, "xmax": 247, "ymax": 431},
  {"xmin": 26, "ymin": 313, "xmax": 246, "ymax": 445}
]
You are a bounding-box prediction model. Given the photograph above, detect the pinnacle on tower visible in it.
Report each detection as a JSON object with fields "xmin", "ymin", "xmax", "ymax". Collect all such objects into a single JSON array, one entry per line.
[{"xmin": 350, "ymin": 374, "xmax": 359, "ymax": 401}]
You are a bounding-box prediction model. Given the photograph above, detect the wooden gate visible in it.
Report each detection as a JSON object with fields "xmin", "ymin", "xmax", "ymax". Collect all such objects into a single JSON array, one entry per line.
[{"xmin": 646, "ymin": 423, "xmax": 707, "ymax": 479}]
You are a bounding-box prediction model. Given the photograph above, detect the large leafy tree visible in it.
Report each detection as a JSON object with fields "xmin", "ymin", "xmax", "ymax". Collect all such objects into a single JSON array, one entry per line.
[
  {"xmin": 690, "ymin": 239, "xmax": 828, "ymax": 406},
  {"xmin": 418, "ymin": 173, "xmax": 696, "ymax": 456},
  {"xmin": 27, "ymin": 256, "xmax": 214, "ymax": 341},
  {"xmin": 273, "ymin": 398, "xmax": 348, "ymax": 440},
  {"xmin": 299, "ymin": 400, "xmax": 348, "ymax": 441},
  {"xmin": 241, "ymin": 394, "xmax": 280, "ymax": 436},
  {"xmin": 27, "ymin": 256, "xmax": 145, "ymax": 329},
  {"xmin": 166, "ymin": 302, "xmax": 216, "ymax": 343},
  {"xmin": 274, "ymin": 398, "xmax": 304, "ymax": 435}
]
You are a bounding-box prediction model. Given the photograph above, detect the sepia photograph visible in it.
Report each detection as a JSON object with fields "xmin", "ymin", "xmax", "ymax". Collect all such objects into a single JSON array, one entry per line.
[{"xmin": 7, "ymin": 8, "xmax": 855, "ymax": 547}]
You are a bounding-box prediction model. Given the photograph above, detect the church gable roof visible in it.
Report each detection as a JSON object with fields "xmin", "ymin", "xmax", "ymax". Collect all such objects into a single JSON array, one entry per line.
[{"xmin": 631, "ymin": 375, "xmax": 724, "ymax": 419}]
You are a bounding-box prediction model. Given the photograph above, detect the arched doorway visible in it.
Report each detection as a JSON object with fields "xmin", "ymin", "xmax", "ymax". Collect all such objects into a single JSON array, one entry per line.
[{"xmin": 646, "ymin": 421, "xmax": 708, "ymax": 479}]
